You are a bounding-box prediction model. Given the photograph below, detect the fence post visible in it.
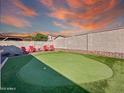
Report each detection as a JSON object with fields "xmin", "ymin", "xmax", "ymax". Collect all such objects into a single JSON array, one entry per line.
[
  {"xmin": 86, "ymin": 34, "xmax": 89, "ymax": 52},
  {"xmin": 0, "ymin": 49, "xmax": 4, "ymax": 88}
]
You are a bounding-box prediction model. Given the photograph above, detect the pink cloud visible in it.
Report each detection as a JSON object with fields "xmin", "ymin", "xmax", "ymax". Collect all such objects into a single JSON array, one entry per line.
[
  {"xmin": 49, "ymin": 8, "xmax": 74, "ymax": 20},
  {"xmin": 13, "ymin": 0, "xmax": 38, "ymax": 17},
  {"xmin": 1, "ymin": 15, "xmax": 31, "ymax": 28},
  {"xmin": 66, "ymin": 0, "xmax": 83, "ymax": 8},
  {"xmin": 39, "ymin": 0, "xmax": 55, "ymax": 9},
  {"xmin": 43, "ymin": 0, "xmax": 122, "ymax": 32},
  {"xmin": 60, "ymin": 30, "xmax": 82, "ymax": 36}
]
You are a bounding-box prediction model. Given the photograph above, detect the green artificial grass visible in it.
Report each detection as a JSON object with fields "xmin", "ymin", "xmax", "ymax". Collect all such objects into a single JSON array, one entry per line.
[
  {"xmin": 80, "ymin": 54, "xmax": 124, "ymax": 93},
  {"xmin": 35, "ymin": 52, "xmax": 113, "ymax": 84},
  {"xmin": 17, "ymin": 58, "xmax": 75, "ymax": 87},
  {"xmin": 1, "ymin": 51, "xmax": 124, "ymax": 93}
]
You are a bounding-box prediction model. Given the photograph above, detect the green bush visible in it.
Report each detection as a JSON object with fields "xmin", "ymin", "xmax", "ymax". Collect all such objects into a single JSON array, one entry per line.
[{"xmin": 32, "ymin": 33, "xmax": 48, "ymax": 41}]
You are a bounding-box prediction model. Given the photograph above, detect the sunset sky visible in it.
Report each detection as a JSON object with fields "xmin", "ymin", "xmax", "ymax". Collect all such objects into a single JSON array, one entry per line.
[{"xmin": 0, "ymin": 0, "xmax": 124, "ymax": 35}]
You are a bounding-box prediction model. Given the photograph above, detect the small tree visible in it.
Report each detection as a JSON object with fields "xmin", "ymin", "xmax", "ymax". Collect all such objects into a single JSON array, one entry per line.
[{"xmin": 32, "ymin": 33, "xmax": 48, "ymax": 41}]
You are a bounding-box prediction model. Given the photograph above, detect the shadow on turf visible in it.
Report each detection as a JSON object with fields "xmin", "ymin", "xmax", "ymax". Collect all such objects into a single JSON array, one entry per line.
[{"xmin": 1, "ymin": 54, "xmax": 90, "ymax": 93}]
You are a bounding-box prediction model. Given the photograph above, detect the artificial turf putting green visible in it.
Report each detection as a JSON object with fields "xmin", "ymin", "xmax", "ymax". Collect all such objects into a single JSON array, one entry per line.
[
  {"xmin": 1, "ymin": 52, "xmax": 124, "ymax": 93},
  {"xmin": 17, "ymin": 52, "xmax": 113, "ymax": 86},
  {"xmin": 17, "ymin": 58, "xmax": 74, "ymax": 87}
]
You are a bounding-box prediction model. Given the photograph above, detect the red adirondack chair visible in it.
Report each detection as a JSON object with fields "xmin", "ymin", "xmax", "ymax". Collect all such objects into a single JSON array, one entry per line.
[
  {"xmin": 43, "ymin": 45, "xmax": 49, "ymax": 51},
  {"xmin": 29, "ymin": 46, "xmax": 36, "ymax": 52},
  {"xmin": 21, "ymin": 46, "xmax": 29, "ymax": 54},
  {"xmin": 49, "ymin": 45, "xmax": 55, "ymax": 51}
]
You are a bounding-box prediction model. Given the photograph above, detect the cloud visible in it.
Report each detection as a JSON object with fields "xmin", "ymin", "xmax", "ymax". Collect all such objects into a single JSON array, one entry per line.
[
  {"xmin": 1, "ymin": 15, "xmax": 31, "ymax": 28},
  {"xmin": 83, "ymin": 0, "xmax": 98, "ymax": 5},
  {"xmin": 47, "ymin": 0, "xmax": 118, "ymax": 20},
  {"xmin": 49, "ymin": 8, "xmax": 74, "ymax": 20},
  {"xmin": 40, "ymin": 0, "xmax": 53, "ymax": 7},
  {"xmin": 66, "ymin": 0, "xmax": 82, "ymax": 8},
  {"xmin": 39, "ymin": 0, "xmax": 55, "ymax": 9},
  {"xmin": 53, "ymin": 21, "xmax": 68, "ymax": 29},
  {"xmin": 46, "ymin": 5, "xmax": 83, "ymax": 20},
  {"xmin": 60, "ymin": 30, "xmax": 83, "ymax": 36},
  {"xmin": 69, "ymin": 8, "xmax": 124, "ymax": 31},
  {"xmin": 1, "ymin": 0, "xmax": 123, "ymax": 35},
  {"xmin": 60, "ymin": 30, "xmax": 75, "ymax": 36},
  {"xmin": 41, "ymin": 0, "xmax": 123, "ymax": 32},
  {"xmin": 13, "ymin": 0, "xmax": 38, "ymax": 17}
]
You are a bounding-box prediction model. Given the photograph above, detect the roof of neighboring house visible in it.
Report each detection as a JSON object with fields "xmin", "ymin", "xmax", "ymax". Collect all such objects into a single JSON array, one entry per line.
[
  {"xmin": 48, "ymin": 34, "xmax": 57, "ymax": 37},
  {"xmin": 0, "ymin": 37, "xmax": 23, "ymax": 41},
  {"xmin": 0, "ymin": 33, "xmax": 32, "ymax": 39}
]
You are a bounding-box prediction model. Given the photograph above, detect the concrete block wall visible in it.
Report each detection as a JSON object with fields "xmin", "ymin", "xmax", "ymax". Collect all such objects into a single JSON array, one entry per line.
[
  {"xmin": 54, "ymin": 28, "xmax": 124, "ymax": 58},
  {"xmin": 88, "ymin": 29, "xmax": 124, "ymax": 53},
  {"xmin": 0, "ymin": 41, "xmax": 46, "ymax": 48},
  {"xmin": 65, "ymin": 35, "xmax": 87, "ymax": 50},
  {"xmin": 54, "ymin": 35, "xmax": 88, "ymax": 50},
  {"xmin": 53, "ymin": 37, "xmax": 66, "ymax": 49}
]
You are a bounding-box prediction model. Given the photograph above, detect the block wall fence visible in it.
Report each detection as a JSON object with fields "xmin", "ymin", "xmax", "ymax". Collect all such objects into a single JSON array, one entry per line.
[
  {"xmin": 54, "ymin": 28, "xmax": 124, "ymax": 58},
  {"xmin": 0, "ymin": 28, "xmax": 124, "ymax": 58},
  {"xmin": 0, "ymin": 41, "xmax": 55, "ymax": 49}
]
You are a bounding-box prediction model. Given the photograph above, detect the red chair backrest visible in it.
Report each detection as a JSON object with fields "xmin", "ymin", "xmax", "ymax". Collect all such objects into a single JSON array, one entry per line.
[
  {"xmin": 21, "ymin": 46, "xmax": 28, "ymax": 54},
  {"xmin": 29, "ymin": 46, "xmax": 36, "ymax": 52},
  {"xmin": 21, "ymin": 46, "xmax": 26, "ymax": 51},
  {"xmin": 49, "ymin": 45, "xmax": 55, "ymax": 51},
  {"xmin": 43, "ymin": 45, "xmax": 49, "ymax": 51}
]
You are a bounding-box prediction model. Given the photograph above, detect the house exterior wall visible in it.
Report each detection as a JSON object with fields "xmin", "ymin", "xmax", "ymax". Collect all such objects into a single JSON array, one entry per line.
[{"xmin": 48, "ymin": 35, "xmax": 56, "ymax": 41}]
